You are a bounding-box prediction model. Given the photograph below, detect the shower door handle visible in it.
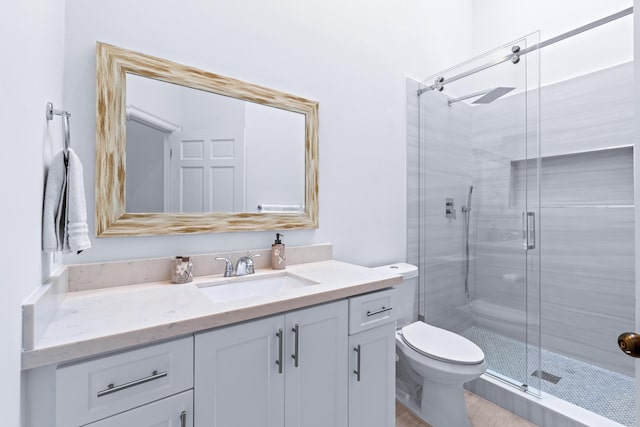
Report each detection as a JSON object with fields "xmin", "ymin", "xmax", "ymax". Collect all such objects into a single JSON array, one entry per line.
[{"xmin": 522, "ymin": 212, "xmax": 535, "ymax": 250}]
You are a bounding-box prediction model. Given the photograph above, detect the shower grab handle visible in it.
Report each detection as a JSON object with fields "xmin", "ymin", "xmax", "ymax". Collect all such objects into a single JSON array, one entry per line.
[{"xmin": 522, "ymin": 212, "xmax": 535, "ymax": 250}]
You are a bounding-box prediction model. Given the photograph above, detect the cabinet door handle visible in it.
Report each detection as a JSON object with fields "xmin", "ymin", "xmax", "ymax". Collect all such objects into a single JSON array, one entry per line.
[
  {"xmin": 276, "ymin": 329, "xmax": 284, "ymax": 374},
  {"xmin": 96, "ymin": 370, "xmax": 168, "ymax": 397},
  {"xmin": 180, "ymin": 410, "xmax": 187, "ymax": 427},
  {"xmin": 291, "ymin": 324, "xmax": 299, "ymax": 367},
  {"xmin": 367, "ymin": 306, "xmax": 392, "ymax": 317},
  {"xmin": 353, "ymin": 345, "xmax": 361, "ymax": 382}
]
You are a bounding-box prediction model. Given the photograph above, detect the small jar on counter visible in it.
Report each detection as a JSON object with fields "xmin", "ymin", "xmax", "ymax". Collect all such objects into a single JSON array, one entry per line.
[{"xmin": 171, "ymin": 256, "xmax": 193, "ymax": 284}]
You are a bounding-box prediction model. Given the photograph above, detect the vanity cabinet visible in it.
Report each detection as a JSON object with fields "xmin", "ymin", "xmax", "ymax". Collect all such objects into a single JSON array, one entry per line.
[
  {"xmin": 24, "ymin": 287, "xmax": 398, "ymax": 427},
  {"xmin": 195, "ymin": 300, "xmax": 348, "ymax": 427},
  {"xmin": 348, "ymin": 289, "xmax": 397, "ymax": 427},
  {"xmin": 25, "ymin": 336, "xmax": 194, "ymax": 427}
]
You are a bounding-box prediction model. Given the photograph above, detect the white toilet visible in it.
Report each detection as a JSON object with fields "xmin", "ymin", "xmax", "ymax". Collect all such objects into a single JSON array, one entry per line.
[{"xmin": 375, "ymin": 263, "xmax": 487, "ymax": 427}]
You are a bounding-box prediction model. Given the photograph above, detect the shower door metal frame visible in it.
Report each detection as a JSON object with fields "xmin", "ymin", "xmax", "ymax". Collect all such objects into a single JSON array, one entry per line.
[{"xmin": 417, "ymin": 7, "xmax": 632, "ymax": 95}]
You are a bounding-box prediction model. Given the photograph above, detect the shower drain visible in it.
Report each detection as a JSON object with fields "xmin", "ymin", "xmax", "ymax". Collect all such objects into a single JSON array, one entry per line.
[{"xmin": 531, "ymin": 370, "xmax": 562, "ymax": 384}]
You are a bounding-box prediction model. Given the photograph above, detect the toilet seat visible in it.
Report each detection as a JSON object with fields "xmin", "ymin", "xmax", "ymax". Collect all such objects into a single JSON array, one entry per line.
[{"xmin": 401, "ymin": 321, "xmax": 484, "ymax": 365}]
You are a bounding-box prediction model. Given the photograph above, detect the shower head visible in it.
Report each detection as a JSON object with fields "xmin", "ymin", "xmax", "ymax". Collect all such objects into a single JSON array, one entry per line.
[
  {"xmin": 448, "ymin": 87, "xmax": 515, "ymax": 106},
  {"xmin": 472, "ymin": 87, "xmax": 515, "ymax": 104}
]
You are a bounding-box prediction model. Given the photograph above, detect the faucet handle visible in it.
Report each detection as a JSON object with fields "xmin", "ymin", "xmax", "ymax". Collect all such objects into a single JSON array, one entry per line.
[
  {"xmin": 215, "ymin": 257, "xmax": 234, "ymax": 277},
  {"xmin": 246, "ymin": 253, "xmax": 261, "ymax": 274}
]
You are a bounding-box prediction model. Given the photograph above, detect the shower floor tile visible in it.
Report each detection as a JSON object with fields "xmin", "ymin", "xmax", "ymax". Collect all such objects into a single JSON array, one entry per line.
[{"xmin": 462, "ymin": 326, "xmax": 635, "ymax": 427}]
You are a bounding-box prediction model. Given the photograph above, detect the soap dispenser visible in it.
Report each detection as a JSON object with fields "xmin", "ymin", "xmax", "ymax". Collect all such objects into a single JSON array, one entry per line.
[{"xmin": 271, "ymin": 233, "xmax": 286, "ymax": 270}]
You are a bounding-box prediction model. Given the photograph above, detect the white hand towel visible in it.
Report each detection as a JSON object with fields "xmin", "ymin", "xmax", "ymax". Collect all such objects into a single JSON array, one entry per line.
[
  {"xmin": 42, "ymin": 149, "xmax": 91, "ymax": 253},
  {"xmin": 66, "ymin": 149, "xmax": 91, "ymax": 253},
  {"xmin": 42, "ymin": 151, "xmax": 67, "ymax": 252}
]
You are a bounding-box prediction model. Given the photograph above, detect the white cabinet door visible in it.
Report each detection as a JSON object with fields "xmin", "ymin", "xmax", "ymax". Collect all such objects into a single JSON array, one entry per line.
[
  {"xmin": 349, "ymin": 322, "xmax": 397, "ymax": 427},
  {"xmin": 86, "ymin": 390, "xmax": 193, "ymax": 427},
  {"xmin": 285, "ymin": 300, "xmax": 348, "ymax": 427},
  {"xmin": 195, "ymin": 301, "xmax": 349, "ymax": 427},
  {"xmin": 195, "ymin": 315, "xmax": 285, "ymax": 427}
]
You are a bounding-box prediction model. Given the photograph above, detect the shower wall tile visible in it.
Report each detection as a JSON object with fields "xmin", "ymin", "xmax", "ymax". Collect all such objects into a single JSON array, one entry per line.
[
  {"xmin": 418, "ymin": 89, "xmax": 473, "ymax": 324},
  {"xmin": 406, "ymin": 78, "xmax": 421, "ymax": 318},
  {"xmin": 540, "ymin": 206, "xmax": 634, "ymax": 375},
  {"xmin": 407, "ymin": 78, "xmax": 420, "ymax": 267},
  {"xmin": 470, "ymin": 62, "xmax": 635, "ymax": 376},
  {"xmin": 511, "ymin": 147, "xmax": 634, "ymax": 207},
  {"xmin": 539, "ymin": 62, "xmax": 634, "ymax": 158}
]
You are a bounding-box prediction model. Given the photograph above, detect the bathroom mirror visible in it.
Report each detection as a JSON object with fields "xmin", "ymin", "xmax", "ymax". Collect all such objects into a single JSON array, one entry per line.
[{"xmin": 96, "ymin": 42, "xmax": 318, "ymax": 236}]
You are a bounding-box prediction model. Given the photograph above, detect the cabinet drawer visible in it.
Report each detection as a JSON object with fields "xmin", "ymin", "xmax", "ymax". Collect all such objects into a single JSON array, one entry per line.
[
  {"xmin": 86, "ymin": 390, "xmax": 193, "ymax": 427},
  {"xmin": 348, "ymin": 289, "xmax": 396, "ymax": 334},
  {"xmin": 57, "ymin": 336, "xmax": 193, "ymax": 427}
]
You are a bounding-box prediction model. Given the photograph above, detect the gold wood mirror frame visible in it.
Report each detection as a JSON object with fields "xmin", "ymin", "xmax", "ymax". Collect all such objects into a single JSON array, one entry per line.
[{"xmin": 95, "ymin": 42, "xmax": 318, "ymax": 237}]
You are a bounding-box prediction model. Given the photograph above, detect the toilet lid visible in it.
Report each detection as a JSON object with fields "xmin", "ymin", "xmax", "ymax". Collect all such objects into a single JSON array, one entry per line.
[{"xmin": 401, "ymin": 321, "xmax": 484, "ymax": 365}]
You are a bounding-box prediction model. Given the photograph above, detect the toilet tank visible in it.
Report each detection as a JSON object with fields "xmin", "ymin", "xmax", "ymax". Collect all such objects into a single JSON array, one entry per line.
[{"xmin": 373, "ymin": 263, "xmax": 418, "ymax": 327}]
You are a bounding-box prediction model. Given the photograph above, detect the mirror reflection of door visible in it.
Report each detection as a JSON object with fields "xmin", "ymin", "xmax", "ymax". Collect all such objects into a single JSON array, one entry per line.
[{"xmin": 171, "ymin": 130, "xmax": 245, "ymax": 213}]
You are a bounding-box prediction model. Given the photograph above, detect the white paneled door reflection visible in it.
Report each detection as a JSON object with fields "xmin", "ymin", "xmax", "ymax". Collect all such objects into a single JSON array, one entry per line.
[{"xmin": 171, "ymin": 129, "xmax": 245, "ymax": 213}]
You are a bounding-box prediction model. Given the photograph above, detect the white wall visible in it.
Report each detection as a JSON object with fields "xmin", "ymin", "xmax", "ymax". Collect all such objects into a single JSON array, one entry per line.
[
  {"xmin": 62, "ymin": 0, "xmax": 474, "ymax": 267},
  {"xmin": 0, "ymin": 1, "xmax": 66, "ymax": 425},
  {"xmin": 472, "ymin": 0, "xmax": 633, "ymax": 86},
  {"xmin": 126, "ymin": 73, "xmax": 182, "ymax": 125},
  {"xmin": 245, "ymin": 103, "xmax": 305, "ymax": 211}
]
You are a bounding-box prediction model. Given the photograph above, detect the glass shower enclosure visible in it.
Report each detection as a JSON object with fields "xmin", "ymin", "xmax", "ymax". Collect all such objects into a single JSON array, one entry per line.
[
  {"xmin": 410, "ymin": 32, "xmax": 542, "ymax": 393},
  {"xmin": 409, "ymin": 15, "xmax": 636, "ymax": 425}
]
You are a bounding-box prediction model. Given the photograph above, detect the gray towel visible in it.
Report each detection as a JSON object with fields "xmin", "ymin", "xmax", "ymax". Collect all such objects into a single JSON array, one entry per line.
[
  {"xmin": 42, "ymin": 151, "xmax": 67, "ymax": 252},
  {"xmin": 42, "ymin": 149, "xmax": 91, "ymax": 253}
]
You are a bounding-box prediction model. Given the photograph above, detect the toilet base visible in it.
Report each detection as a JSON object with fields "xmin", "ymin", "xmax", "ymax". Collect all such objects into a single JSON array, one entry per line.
[
  {"xmin": 394, "ymin": 323, "xmax": 486, "ymax": 427},
  {"xmin": 419, "ymin": 379, "xmax": 471, "ymax": 427}
]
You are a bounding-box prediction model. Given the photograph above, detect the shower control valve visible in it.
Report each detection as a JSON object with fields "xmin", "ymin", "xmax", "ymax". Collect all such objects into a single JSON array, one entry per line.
[{"xmin": 445, "ymin": 198, "xmax": 457, "ymax": 220}]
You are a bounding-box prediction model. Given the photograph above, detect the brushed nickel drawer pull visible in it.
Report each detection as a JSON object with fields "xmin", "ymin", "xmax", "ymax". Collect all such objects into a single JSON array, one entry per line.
[
  {"xmin": 366, "ymin": 306, "xmax": 392, "ymax": 317},
  {"xmin": 97, "ymin": 370, "xmax": 168, "ymax": 397},
  {"xmin": 291, "ymin": 324, "xmax": 300, "ymax": 367},
  {"xmin": 353, "ymin": 345, "xmax": 361, "ymax": 382},
  {"xmin": 180, "ymin": 410, "xmax": 187, "ymax": 427},
  {"xmin": 276, "ymin": 329, "xmax": 284, "ymax": 374}
]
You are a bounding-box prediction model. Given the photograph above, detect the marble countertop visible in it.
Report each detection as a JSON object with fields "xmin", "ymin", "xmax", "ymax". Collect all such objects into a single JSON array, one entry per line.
[{"xmin": 22, "ymin": 260, "xmax": 401, "ymax": 370}]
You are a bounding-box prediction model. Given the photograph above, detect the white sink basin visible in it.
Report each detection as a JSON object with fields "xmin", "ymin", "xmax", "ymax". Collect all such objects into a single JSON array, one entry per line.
[{"xmin": 197, "ymin": 273, "xmax": 319, "ymax": 303}]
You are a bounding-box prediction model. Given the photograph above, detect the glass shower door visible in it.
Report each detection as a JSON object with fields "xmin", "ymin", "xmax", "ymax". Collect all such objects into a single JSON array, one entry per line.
[{"xmin": 416, "ymin": 32, "xmax": 541, "ymax": 393}]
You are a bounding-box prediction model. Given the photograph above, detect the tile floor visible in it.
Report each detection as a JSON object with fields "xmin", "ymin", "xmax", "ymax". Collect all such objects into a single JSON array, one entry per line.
[
  {"xmin": 462, "ymin": 326, "xmax": 635, "ymax": 426},
  {"xmin": 396, "ymin": 392, "xmax": 538, "ymax": 427}
]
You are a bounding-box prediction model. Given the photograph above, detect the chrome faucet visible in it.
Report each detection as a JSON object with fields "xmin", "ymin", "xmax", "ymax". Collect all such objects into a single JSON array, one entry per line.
[
  {"xmin": 215, "ymin": 257, "xmax": 235, "ymax": 277},
  {"xmin": 215, "ymin": 254, "xmax": 261, "ymax": 277},
  {"xmin": 235, "ymin": 253, "xmax": 261, "ymax": 276}
]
